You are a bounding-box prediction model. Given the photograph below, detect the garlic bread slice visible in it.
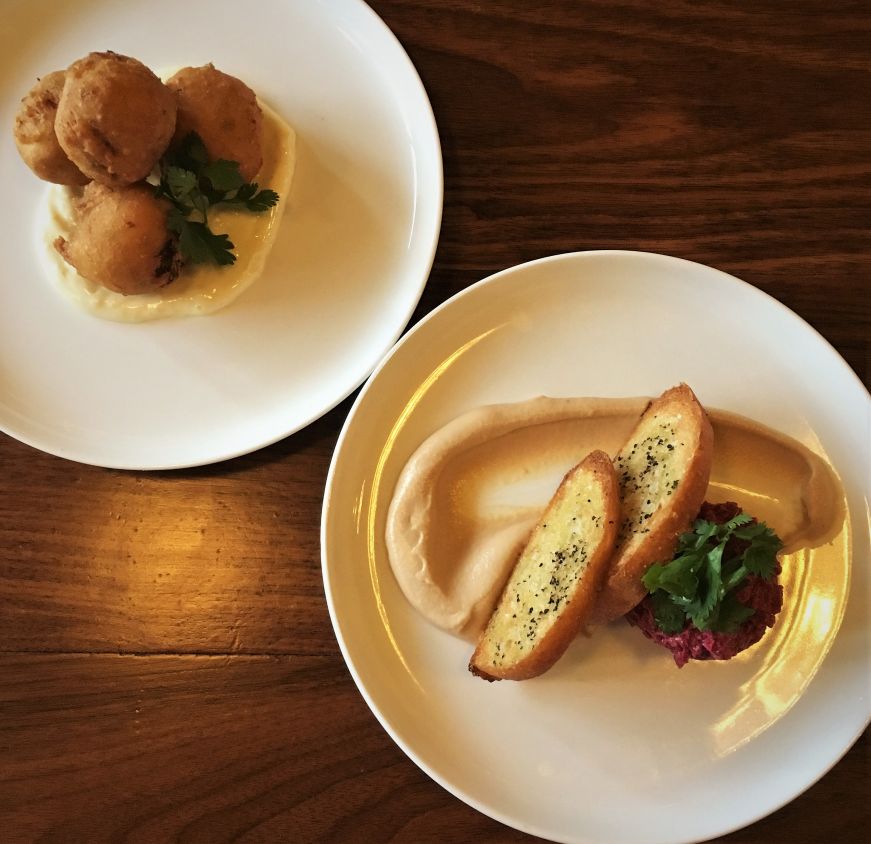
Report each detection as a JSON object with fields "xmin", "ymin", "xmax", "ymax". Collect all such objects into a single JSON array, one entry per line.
[
  {"xmin": 592, "ymin": 383, "xmax": 714, "ymax": 623},
  {"xmin": 469, "ymin": 450, "xmax": 619, "ymax": 681}
]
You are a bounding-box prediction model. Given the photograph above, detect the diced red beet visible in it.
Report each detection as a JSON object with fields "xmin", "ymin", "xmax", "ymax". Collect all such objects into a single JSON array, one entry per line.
[{"xmin": 626, "ymin": 502, "xmax": 783, "ymax": 668}]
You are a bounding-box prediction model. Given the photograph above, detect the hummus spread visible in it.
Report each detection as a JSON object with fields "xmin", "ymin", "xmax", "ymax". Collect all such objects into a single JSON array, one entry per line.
[{"xmin": 385, "ymin": 396, "xmax": 845, "ymax": 640}]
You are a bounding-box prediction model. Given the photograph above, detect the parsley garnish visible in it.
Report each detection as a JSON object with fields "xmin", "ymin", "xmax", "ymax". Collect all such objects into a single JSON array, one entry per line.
[
  {"xmin": 642, "ymin": 513, "xmax": 782, "ymax": 634},
  {"xmin": 155, "ymin": 133, "xmax": 279, "ymax": 266}
]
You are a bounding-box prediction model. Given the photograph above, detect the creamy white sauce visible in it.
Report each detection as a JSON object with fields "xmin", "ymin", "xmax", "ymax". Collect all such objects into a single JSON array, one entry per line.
[{"xmin": 37, "ymin": 101, "xmax": 296, "ymax": 322}]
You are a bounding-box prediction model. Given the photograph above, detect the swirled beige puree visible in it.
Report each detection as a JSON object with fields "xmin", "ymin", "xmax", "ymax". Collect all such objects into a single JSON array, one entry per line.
[{"xmin": 385, "ymin": 396, "xmax": 844, "ymax": 640}]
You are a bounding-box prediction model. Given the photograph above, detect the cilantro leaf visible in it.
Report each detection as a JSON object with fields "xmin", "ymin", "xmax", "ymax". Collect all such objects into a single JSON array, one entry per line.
[
  {"xmin": 642, "ymin": 552, "xmax": 700, "ymax": 600},
  {"xmin": 169, "ymin": 216, "xmax": 236, "ymax": 266},
  {"xmin": 686, "ymin": 540, "xmax": 725, "ymax": 629},
  {"xmin": 166, "ymin": 208, "xmax": 187, "ymax": 235},
  {"xmin": 641, "ymin": 511, "xmax": 782, "ymax": 634},
  {"xmin": 202, "ymin": 159, "xmax": 246, "ymax": 193},
  {"xmin": 735, "ymin": 523, "xmax": 782, "ymax": 578},
  {"xmin": 709, "ymin": 592, "xmax": 757, "ymax": 633},
  {"xmin": 243, "ymin": 187, "xmax": 279, "ymax": 212},
  {"xmin": 155, "ymin": 131, "xmax": 280, "ymax": 267},
  {"xmin": 650, "ymin": 591, "xmax": 686, "ymax": 635},
  {"xmin": 191, "ymin": 191, "xmax": 211, "ymax": 224},
  {"xmin": 681, "ymin": 519, "xmax": 718, "ymax": 552},
  {"xmin": 723, "ymin": 512, "xmax": 753, "ymax": 532},
  {"xmin": 168, "ymin": 132, "xmax": 209, "ymax": 172},
  {"xmin": 221, "ymin": 182, "xmax": 280, "ymax": 212},
  {"xmin": 165, "ymin": 166, "xmax": 198, "ymax": 203},
  {"xmin": 744, "ymin": 544, "xmax": 779, "ymax": 578},
  {"xmin": 721, "ymin": 562, "xmax": 749, "ymax": 593}
]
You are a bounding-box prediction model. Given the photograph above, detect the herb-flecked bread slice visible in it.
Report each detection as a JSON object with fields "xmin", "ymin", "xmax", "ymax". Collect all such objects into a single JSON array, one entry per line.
[
  {"xmin": 591, "ymin": 384, "xmax": 714, "ymax": 624},
  {"xmin": 469, "ymin": 450, "xmax": 619, "ymax": 681}
]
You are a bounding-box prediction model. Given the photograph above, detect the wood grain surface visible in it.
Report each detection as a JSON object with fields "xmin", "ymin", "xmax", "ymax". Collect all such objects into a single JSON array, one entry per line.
[{"xmin": 1, "ymin": 1, "xmax": 868, "ymax": 842}]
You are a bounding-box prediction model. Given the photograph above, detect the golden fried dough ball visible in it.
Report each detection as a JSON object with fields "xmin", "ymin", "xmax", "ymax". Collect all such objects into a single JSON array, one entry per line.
[
  {"xmin": 167, "ymin": 64, "xmax": 263, "ymax": 181},
  {"xmin": 56, "ymin": 51, "xmax": 177, "ymax": 186},
  {"xmin": 54, "ymin": 182, "xmax": 181, "ymax": 295},
  {"xmin": 13, "ymin": 71, "xmax": 89, "ymax": 185}
]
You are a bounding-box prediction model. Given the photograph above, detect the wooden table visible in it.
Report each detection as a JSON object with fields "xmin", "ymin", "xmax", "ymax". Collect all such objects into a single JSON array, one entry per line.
[{"xmin": 2, "ymin": 2, "xmax": 868, "ymax": 841}]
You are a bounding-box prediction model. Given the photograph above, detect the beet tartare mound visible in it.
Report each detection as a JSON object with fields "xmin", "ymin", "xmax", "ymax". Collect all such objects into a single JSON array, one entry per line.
[{"xmin": 627, "ymin": 501, "xmax": 783, "ymax": 668}]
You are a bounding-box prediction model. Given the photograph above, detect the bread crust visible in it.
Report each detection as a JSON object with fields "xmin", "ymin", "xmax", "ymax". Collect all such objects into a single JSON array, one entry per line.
[
  {"xmin": 591, "ymin": 384, "xmax": 714, "ymax": 624},
  {"xmin": 469, "ymin": 450, "xmax": 620, "ymax": 681}
]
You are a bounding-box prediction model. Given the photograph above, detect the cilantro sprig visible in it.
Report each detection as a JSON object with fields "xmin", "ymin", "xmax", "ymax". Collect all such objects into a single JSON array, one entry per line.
[
  {"xmin": 155, "ymin": 133, "xmax": 279, "ymax": 266},
  {"xmin": 642, "ymin": 513, "xmax": 782, "ymax": 635}
]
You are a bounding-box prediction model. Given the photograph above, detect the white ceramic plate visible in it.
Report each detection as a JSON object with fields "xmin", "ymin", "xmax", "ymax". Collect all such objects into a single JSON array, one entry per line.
[
  {"xmin": 322, "ymin": 251, "xmax": 870, "ymax": 844},
  {"xmin": 0, "ymin": 0, "xmax": 441, "ymax": 469}
]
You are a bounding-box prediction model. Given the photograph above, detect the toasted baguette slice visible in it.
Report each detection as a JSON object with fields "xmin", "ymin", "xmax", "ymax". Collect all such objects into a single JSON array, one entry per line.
[
  {"xmin": 591, "ymin": 384, "xmax": 714, "ymax": 624},
  {"xmin": 469, "ymin": 450, "xmax": 619, "ymax": 681}
]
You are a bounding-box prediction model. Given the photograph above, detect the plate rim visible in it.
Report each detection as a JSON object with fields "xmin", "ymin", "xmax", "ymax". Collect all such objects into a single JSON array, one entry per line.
[
  {"xmin": 0, "ymin": 0, "xmax": 444, "ymax": 471},
  {"xmin": 321, "ymin": 248, "xmax": 871, "ymax": 843}
]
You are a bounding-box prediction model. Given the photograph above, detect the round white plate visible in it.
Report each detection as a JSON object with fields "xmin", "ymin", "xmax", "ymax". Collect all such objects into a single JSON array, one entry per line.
[
  {"xmin": 322, "ymin": 251, "xmax": 870, "ymax": 844},
  {"xmin": 0, "ymin": 0, "xmax": 441, "ymax": 469}
]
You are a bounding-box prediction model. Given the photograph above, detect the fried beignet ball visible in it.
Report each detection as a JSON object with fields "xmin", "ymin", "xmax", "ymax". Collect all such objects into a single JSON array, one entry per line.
[
  {"xmin": 54, "ymin": 182, "xmax": 181, "ymax": 295},
  {"xmin": 13, "ymin": 71, "xmax": 89, "ymax": 185},
  {"xmin": 55, "ymin": 51, "xmax": 177, "ymax": 186},
  {"xmin": 167, "ymin": 65, "xmax": 263, "ymax": 181}
]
